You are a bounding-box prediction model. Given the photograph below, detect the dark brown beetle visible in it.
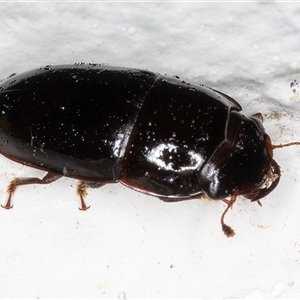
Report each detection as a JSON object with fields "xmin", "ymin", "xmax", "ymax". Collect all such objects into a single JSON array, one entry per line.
[{"xmin": 0, "ymin": 64, "xmax": 298, "ymax": 237}]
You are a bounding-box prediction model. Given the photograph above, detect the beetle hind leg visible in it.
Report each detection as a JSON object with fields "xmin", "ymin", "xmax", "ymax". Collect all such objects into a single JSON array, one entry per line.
[
  {"xmin": 76, "ymin": 181, "xmax": 105, "ymax": 211},
  {"xmin": 2, "ymin": 172, "xmax": 62, "ymax": 209}
]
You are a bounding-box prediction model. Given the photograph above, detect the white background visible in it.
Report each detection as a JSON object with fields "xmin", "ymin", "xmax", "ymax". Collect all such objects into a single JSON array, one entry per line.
[{"xmin": 0, "ymin": 2, "xmax": 300, "ymax": 299}]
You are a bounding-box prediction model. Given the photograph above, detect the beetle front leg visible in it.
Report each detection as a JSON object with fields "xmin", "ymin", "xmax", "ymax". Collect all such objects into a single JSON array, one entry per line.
[
  {"xmin": 251, "ymin": 112, "xmax": 263, "ymax": 122},
  {"xmin": 2, "ymin": 172, "xmax": 62, "ymax": 209},
  {"xmin": 76, "ymin": 181, "xmax": 105, "ymax": 211},
  {"xmin": 221, "ymin": 195, "xmax": 237, "ymax": 238}
]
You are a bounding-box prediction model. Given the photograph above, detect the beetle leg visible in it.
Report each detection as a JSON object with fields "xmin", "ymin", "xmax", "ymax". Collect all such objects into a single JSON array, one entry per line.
[
  {"xmin": 251, "ymin": 113, "xmax": 263, "ymax": 122},
  {"xmin": 76, "ymin": 181, "xmax": 105, "ymax": 211},
  {"xmin": 222, "ymin": 199, "xmax": 232, "ymax": 205},
  {"xmin": 158, "ymin": 197, "xmax": 187, "ymax": 202},
  {"xmin": 158, "ymin": 193, "xmax": 204, "ymax": 202},
  {"xmin": 2, "ymin": 172, "xmax": 62, "ymax": 209},
  {"xmin": 221, "ymin": 196, "xmax": 237, "ymax": 237}
]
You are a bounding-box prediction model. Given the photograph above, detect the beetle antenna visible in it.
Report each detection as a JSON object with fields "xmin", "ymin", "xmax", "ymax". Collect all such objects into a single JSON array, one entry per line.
[
  {"xmin": 221, "ymin": 195, "xmax": 236, "ymax": 237},
  {"xmin": 272, "ymin": 142, "xmax": 300, "ymax": 149}
]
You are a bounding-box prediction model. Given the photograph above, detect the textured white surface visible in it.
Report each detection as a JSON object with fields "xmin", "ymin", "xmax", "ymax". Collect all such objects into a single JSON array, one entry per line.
[{"xmin": 0, "ymin": 2, "xmax": 300, "ymax": 299}]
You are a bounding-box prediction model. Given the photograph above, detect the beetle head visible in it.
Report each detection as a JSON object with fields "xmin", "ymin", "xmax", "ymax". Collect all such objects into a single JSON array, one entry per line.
[
  {"xmin": 243, "ymin": 158, "xmax": 280, "ymax": 201},
  {"xmin": 198, "ymin": 111, "xmax": 281, "ymax": 202}
]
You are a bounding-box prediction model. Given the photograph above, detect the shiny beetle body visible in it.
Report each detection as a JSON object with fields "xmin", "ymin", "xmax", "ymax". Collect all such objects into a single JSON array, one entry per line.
[{"xmin": 0, "ymin": 64, "xmax": 295, "ymax": 236}]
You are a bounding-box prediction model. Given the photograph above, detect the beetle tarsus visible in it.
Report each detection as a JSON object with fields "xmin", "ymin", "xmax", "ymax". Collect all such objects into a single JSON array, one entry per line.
[
  {"xmin": 77, "ymin": 181, "xmax": 105, "ymax": 210},
  {"xmin": 221, "ymin": 196, "xmax": 237, "ymax": 237},
  {"xmin": 2, "ymin": 179, "xmax": 18, "ymax": 209},
  {"xmin": 77, "ymin": 182, "xmax": 90, "ymax": 211},
  {"xmin": 1, "ymin": 172, "xmax": 62, "ymax": 209},
  {"xmin": 79, "ymin": 195, "xmax": 90, "ymax": 211}
]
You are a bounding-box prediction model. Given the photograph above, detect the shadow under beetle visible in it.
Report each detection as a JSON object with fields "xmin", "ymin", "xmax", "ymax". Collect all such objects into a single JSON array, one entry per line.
[{"xmin": 0, "ymin": 63, "xmax": 299, "ymax": 237}]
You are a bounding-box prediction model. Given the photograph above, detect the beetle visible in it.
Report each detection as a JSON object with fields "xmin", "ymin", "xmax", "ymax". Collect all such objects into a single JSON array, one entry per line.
[{"xmin": 0, "ymin": 63, "xmax": 298, "ymax": 237}]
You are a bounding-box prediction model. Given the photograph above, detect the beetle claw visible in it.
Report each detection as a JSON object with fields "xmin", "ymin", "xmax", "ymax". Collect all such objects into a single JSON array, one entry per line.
[
  {"xmin": 1, "ymin": 205, "xmax": 13, "ymax": 209},
  {"xmin": 78, "ymin": 196, "xmax": 91, "ymax": 211},
  {"xmin": 1, "ymin": 194, "xmax": 13, "ymax": 209}
]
